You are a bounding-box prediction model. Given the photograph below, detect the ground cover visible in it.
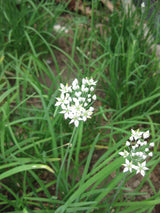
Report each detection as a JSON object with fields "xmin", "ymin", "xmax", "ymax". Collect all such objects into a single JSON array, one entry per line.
[{"xmin": 0, "ymin": 0, "xmax": 160, "ymax": 212}]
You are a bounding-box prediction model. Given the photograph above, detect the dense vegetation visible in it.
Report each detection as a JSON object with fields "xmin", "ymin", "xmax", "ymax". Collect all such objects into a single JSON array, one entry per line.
[{"xmin": 0, "ymin": 0, "xmax": 160, "ymax": 212}]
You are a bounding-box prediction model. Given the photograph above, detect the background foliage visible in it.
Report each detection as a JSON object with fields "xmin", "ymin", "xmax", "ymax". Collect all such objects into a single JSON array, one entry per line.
[{"xmin": 0, "ymin": 0, "xmax": 160, "ymax": 212}]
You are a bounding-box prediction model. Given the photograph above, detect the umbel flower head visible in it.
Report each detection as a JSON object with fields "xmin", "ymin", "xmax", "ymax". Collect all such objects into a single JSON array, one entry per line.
[
  {"xmin": 55, "ymin": 78, "xmax": 97, "ymax": 127},
  {"xmin": 119, "ymin": 129, "xmax": 154, "ymax": 177}
]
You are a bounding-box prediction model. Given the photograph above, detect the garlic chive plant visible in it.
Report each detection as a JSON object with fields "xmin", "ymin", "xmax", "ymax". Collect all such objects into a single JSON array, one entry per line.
[
  {"xmin": 55, "ymin": 78, "xmax": 97, "ymax": 127},
  {"xmin": 119, "ymin": 129, "xmax": 154, "ymax": 176}
]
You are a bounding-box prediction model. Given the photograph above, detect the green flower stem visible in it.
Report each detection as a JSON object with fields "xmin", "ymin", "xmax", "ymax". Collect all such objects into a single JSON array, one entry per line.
[
  {"xmin": 72, "ymin": 121, "xmax": 84, "ymax": 185},
  {"xmin": 75, "ymin": 121, "xmax": 83, "ymax": 167},
  {"xmin": 56, "ymin": 126, "xmax": 77, "ymax": 196},
  {"xmin": 66, "ymin": 126, "xmax": 79, "ymax": 181}
]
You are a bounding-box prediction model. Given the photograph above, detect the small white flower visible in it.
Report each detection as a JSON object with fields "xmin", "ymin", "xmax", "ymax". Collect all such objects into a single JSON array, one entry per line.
[
  {"xmin": 90, "ymin": 86, "xmax": 94, "ymax": 92},
  {"xmin": 81, "ymin": 84, "xmax": 88, "ymax": 92},
  {"xmin": 59, "ymin": 83, "xmax": 72, "ymax": 93},
  {"xmin": 53, "ymin": 24, "xmax": 68, "ymax": 33},
  {"xmin": 135, "ymin": 151, "xmax": 143, "ymax": 157},
  {"xmin": 81, "ymin": 109, "xmax": 93, "ymax": 121},
  {"xmin": 119, "ymin": 150, "xmax": 129, "ymax": 158},
  {"xmin": 131, "ymin": 129, "xmax": 143, "ymax": 140},
  {"xmin": 82, "ymin": 77, "xmax": 88, "ymax": 85},
  {"xmin": 55, "ymin": 93, "xmax": 70, "ymax": 106},
  {"xmin": 87, "ymin": 78, "xmax": 97, "ymax": 86},
  {"xmin": 139, "ymin": 142, "xmax": 144, "ymax": 146},
  {"xmin": 64, "ymin": 29, "xmax": 69, "ymax": 33},
  {"xmin": 53, "ymin": 24, "xmax": 62, "ymax": 31},
  {"xmin": 139, "ymin": 152, "xmax": 143, "ymax": 157},
  {"xmin": 142, "ymin": 154, "xmax": 147, "ymax": 160},
  {"xmin": 92, "ymin": 94, "xmax": 97, "ymax": 100},
  {"xmin": 135, "ymin": 161, "xmax": 149, "ymax": 176},
  {"xmin": 46, "ymin": 59, "xmax": 52, "ymax": 64},
  {"xmin": 60, "ymin": 104, "xmax": 71, "ymax": 119},
  {"xmin": 148, "ymin": 152, "xmax": 153, "ymax": 157},
  {"xmin": 87, "ymin": 98, "xmax": 92, "ymax": 102},
  {"xmin": 69, "ymin": 113, "xmax": 81, "ymax": 127},
  {"xmin": 79, "ymin": 97, "xmax": 86, "ymax": 103},
  {"xmin": 70, "ymin": 119, "xmax": 79, "ymax": 127},
  {"xmin": 73, "ymin": 85, "xmax": 80, "ymax": 90},
  {"xmin": 123, "ymin": 159, "xmax": 135, "ymax": 173},
  {"xmin": 132, "ymin": 145, "xmax": 136, "ymax": 150},
  {"xmin": 72, "ymin": 78, "xmax": 78, "ymax": 85},
  {"xmin": 73, "ymin": 97, "xmax": 79, "ymax": 104},
  {"xmin": 145, "ymin": 148, "xmax": 149, "ymax": 152},
  {"xmin": 126, "ymin": 141, "xmax": 130, "ymax": 146},
  {"xmin": 81, "ymin": 107, "xmax": 94, "ymax": 121},
  {"xmin": 141, "ymin": 2, "xmax": 145, "ymax": 8},
  {"xmin": 72, "ymin": 103, "xmax": 83, "ymax": 115},
  {"xmin": 143, "ymin": 141, "xmax": 147, "ymax": 145},
  {"xmin": 89, "ymin": 106, "xmax": 94, "ymax": 112},
  {"xmin": 143, "ymin": 130, "xmax": 150, "ymax": 139},
  {"xmin": 72, "ymin": 79, "xmax": 79, "ymax": 90},
  {"xmin": 149, "ymin": 142, "xmax": 154, "ymax": 147},
  {"xmin": 137, "ymin": 140, "xmax": 141, "ymax": 145},
  {"xmin": 129, "ymin": 136, "xmax": 134, "ymax": 141},
  {"xmin": 75, "ymin": 91, "xmax": 82, "ymax": 97},
  {"xmin": 135, "ymin": 144, "xmax": 139, "ymax": 148},
  {"xmin": 84, "ymin": 87, "xmax": 89, "ymax": 92}
]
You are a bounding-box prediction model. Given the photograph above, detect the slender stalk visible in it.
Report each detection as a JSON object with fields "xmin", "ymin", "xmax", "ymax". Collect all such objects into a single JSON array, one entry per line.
[
  {"xmin": 75, "ymin": 121, "xmax": 83, "ymax": 168},
  {"xmin": 56, "ymin": 126, "xmax": 77, "ymax": 196}
]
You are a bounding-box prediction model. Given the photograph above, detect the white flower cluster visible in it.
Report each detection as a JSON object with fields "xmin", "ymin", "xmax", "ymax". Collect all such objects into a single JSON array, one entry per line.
[
  {"xmin": 141, "ymin": 2, "xmax": 145, "ymax": 13},
  {"xmin": 53, "ymin": 24, "xmax": 68, "ymax": 34},
  {"xmin": 119, "ymin": 129, "xmax": 154, "ymax": 177},
  {"xmin": 55, "ymin": 78, "xmax": 97, "ymax": 127},
  {"xmin": 141, "ymin": 2, "xmax": 145, "ymax": 8}
]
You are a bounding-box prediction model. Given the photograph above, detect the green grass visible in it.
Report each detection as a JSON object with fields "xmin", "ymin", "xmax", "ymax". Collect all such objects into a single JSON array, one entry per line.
[{"xmin": 0, "ymin": 0, "xmax": 160, "ymax": 212}]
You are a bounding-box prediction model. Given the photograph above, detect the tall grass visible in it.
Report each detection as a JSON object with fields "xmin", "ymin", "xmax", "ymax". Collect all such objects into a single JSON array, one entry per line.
[
  {"xmin": 0, "ymin": 0, "xmax": 160, "ymax": 212},
  {"xmin": 0, "ymin": 0, "xmax": 63, "ymax": 64}
]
